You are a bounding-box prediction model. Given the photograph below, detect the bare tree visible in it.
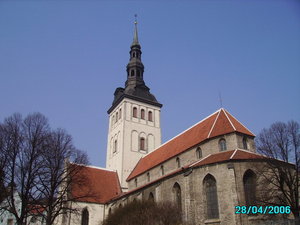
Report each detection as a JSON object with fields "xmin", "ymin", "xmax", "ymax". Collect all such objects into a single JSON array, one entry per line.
[
  {"xmin": 0, "ymin": 113, "xmax": 90, "ymax": 225},
  {"xmin": 0, "ymin": 113, "xmax": 49, "ymax": 225},
  {"xmin": 102, "ymin": 200, "xmax": 186, "ymax": 225},
  {"xmin": 32, "ymin": 128, "xmax": 89, "ymax": 225},
  {"xmin": 256, "ymin": 121, "xmax": 300, "ymax": 222}
]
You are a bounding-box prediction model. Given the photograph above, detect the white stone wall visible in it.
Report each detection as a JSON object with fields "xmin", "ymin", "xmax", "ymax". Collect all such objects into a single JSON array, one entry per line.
[
  {"xmin": 106, "ymin": 98, "xmax": 162, "ymax": 190},
  {"xmin": 55, "ymin": 201, "xmax": 104, "ymax": 225}
]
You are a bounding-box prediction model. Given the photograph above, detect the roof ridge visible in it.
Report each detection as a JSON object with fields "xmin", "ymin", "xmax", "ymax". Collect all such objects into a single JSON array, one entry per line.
[
  {"xmin": 207, "ymin": 109, "xmax": 221, "ymax": 138},
  {"xmin": 230, "ymin": 149, "xmax": 238, "ymax": 159},
  {"xmin": 189, "ymin": 154, "xmax": 212, "ymax": 167},
  {"xmin": 71, "ymin": 163, "xmax": 117, "ymax": 172},
  {"xmin": 141, "ymin": 109, "xmax": 221, "ymax": 158},
  {"xmin": 223, "ymin": 109, "xmax": 236, "ymax": 131},
  {"xmin": 223, "ymin": 109, "xmax": 255, "ymax": 136}
]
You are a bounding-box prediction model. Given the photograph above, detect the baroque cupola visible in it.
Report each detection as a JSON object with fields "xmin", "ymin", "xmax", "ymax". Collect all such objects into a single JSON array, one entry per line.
[{"xmin": 108, "ymin": 17, "xmax": 162, "ymax": 114}]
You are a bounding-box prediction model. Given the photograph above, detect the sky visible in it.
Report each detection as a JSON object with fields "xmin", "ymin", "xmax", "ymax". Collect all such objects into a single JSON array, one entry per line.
[{"xmin": 0, "ymin": 0, "xmax": 299, "ymax": 168}]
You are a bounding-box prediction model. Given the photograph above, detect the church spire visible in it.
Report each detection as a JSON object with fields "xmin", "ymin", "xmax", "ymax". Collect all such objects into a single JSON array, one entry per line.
[
  {"xmin": 132, "ymin": 14, "xmax": 139, "ymax": 46},
  {"xmin": 126, "ymin": 15, "xmax": 144, "ymax": 87}
]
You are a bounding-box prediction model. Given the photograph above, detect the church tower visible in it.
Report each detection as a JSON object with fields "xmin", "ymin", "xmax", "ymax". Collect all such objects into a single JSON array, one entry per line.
[{"xmin": 106, "ymin": 19, "xmax": 162, "ymax": 191}]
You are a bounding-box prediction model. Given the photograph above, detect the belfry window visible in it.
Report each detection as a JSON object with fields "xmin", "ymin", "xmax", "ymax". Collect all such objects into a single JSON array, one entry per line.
[
  {"xmin": 131, "ymin": 70, "xmax": 135, "ymax": 77},
  {"xmin": 113, "ymin": 140, "xmax": 117, "ymax": 153},
  {"xmin": 140, "ymin": 137, "xmax": 145, "ymax": 150},
  {"xmin": 137, "ymin": 70, "xmax": 141, "ymax": 77},
  {"xmin": 243, "ymin": 170, "xmax": 256, "ymax": 206},
  {"xmin": 173, "ymin": 183, "xmax": 182, "ymax": 211},
  {"xmin": 148, "ymin": 111, "xmax": 153, "ymax": 121},
  {"xmin": 133, "ymin": 52, "xmax": 136, "ymax": 57},
  {"xmin": 219, "ymin": 138, "xmax": 227, "ymax": 151},
  {"xmin": 204, "ymin": 174, "xmax": 219, "ymax": 219},
  {"xmin": 141, "ymin": 109, "xmax": 145, "ymax": 119},
  {"xmin": 243, "ymin": 137, "xmax": 248, "ymax": 150},
  {"xmin": 133, "ymin": 107, "xmax": 137, "ymax": 118},
  {"xmin": 81, "ymin": 208, "xmax": 89, "ymax": 225},
  {"xmin": 196, "ymin": 147, "xmax": 202, "ymax": 159}
]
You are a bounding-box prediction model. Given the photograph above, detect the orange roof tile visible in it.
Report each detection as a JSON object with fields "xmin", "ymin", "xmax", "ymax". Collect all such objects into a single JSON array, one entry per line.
[
  {"xmin": 112, "ymin": 150, "xmax": 266, "ymax": 202},
  {"xmin": 127, "ymin": 108, "xmax": 255, "ymax": 181},
  {"xmin": 192, "ymin": 149, "xmax": 265, "ymax": 167},
  {"xmin": 71, "ymin": 165, "xmax": 122, "ymax": 204}
]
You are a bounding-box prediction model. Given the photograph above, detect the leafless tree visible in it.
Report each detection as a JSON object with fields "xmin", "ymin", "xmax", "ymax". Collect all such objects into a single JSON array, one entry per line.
[
  {"xmin": 0, "ymin": 113, "xmax": 90, "ymax": 225},
  {"xmin": 0, "ymin": 113, "xmax": 49, "ymax": 225},
  {"xmin": 256, "ymin": 121, "xmax": 300, "ymax": 222},
  {"xmin": 32, "ymin": 128, "xmax": 89, "ymax": 225}
]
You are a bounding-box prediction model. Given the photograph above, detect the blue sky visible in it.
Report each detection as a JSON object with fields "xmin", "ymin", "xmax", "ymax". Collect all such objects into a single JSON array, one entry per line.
[{"xmin": 1, "ymin": 0, "xmax": 299, "ymax": 167}]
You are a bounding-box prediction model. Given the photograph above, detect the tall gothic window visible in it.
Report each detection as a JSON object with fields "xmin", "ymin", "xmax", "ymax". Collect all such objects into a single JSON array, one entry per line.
[
  {"xmin": 176, "ymin": 157, "xmax": 181, "ymax": 168},
  {"xmin": 243, "ymin": 137, "xmax": 248, "ymax": 150},
  {"xmin": 140, "ymin": 137, "xmax": 145, "ymax": 150},
  {"xmin": 147, "ymin": 172, "xmax": 150, "ymax": 182},
  {"xmin": 148, "ymin": 111, "xmax": 153, "ymax": 121},
  {"xmin": 149, "ymin": 192, "xmax": 154, "ymax": 201},
  {"xmin": 203, "ymin": 174, "xmax": 219, "ymax": 219},
  {"xmin": 119, "ymin": 109, "xmax": 121, "ymax": 119},
  {"xmin": 133, "ymin": 107, "xmax": 137, "ymax": 118},
  {"xmin": 243, "ymin": 170, "xmax": 256, "ymax": 206},
  {"xmin": 81, "ymin": 208, "xmax": 89, "ymax": 225},
  {"xmin": 173, "ymin": 183, "xmax": 182, "ymax": 211},
  {"xmin": 219, "ymin": 138, "xmax": 227, "ymax": 151},
  {"xmin": 134, "ymin": 178, "xmax": 137, "ymax": 187},
  {"xmin": 141, "ymin": 109, "xmax": 145, "ymax": 119},
  {"xmin": 196, "ymin": 147, "xmax": 202, "ymax": 159}
]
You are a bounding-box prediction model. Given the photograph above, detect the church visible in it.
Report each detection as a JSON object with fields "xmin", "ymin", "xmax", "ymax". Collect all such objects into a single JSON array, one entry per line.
[{"xmin": 59, "ymin": 21, "xmax": 290, "ymax": 225}]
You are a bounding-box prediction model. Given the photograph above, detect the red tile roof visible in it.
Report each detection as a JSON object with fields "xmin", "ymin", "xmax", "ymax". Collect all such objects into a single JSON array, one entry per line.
[
  {"xmin": 191, "ymin": 149, "xmax": 265, "ymax": 167},
  {"xmin": 111, "ymin": 149, "xmax": 266, "ymax": 202},
  {"xmin": 127, "ymin": 108, "xmax": 255, "ymax": 181},
  {"xmin": 71, "ymin": 165, "xmax": 122, "ymax": 204}
]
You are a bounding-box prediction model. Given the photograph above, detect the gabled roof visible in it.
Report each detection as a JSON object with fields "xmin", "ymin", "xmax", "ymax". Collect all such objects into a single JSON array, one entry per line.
[
  {"xmin": 71, "ymin": 165, "xmax": 122, "ymax": 204},
  {"xmin": 127, "ymin": 108, "xmax": 255, "ymax": 181},
  {"xmin": 111, "ymin": 149, "xmax": 266, "ymax": 202}
]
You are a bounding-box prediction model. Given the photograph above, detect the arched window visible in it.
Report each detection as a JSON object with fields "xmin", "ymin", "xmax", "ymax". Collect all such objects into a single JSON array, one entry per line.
[
  {"xmin": 161, "ymin": 165, "xmax": 164, "ymax": 176},
  {"xmin": 203, "ymin": 174, "xmax": 219, "ymax": 219},
  {"xmin": 147, "ymin": 172, "xmax": 150, "ymax": 182},
  {"xmin": 134, "ymin": 178, "xmax": 137, "ymax": 187},
  {"xmin": 243, "ymin": 137, "xmax": 248, "ymax": 150},
  {"xmin": 132, "ymin": 52, "xmax": 136, "ymax": 58},
  {"xmin": 141, "ymin": 109, "xmax": 145, "ymax": 119},
  {"xmin": 176, "ymin": 157, "xmax": 181, "ymax": 168},
  {"xmin": 133, "ymin": 107, "xmax": 137, "ymax": 118},
  {"xmin": 113, "ymin": 140, "xmax": 117, "ymax": 153},
  {"xmin": 116, "ymin": 112, "xmax": 118, "ymax": 122},
  {"xmin": 148, "ymin": 111, "xmax": 153, "ymax": 121},
  {"xmin": 196, "ymin": 147, "xmax": 202, "ymax": 159},
  {"xmin": 243, "ymin": 170, "xmax": 256, "ymax": 206},
  {"xmin": 131, "ymin": 70, "xmax": 135, "ymax": 77},
  {"xmin": 149, "ymin": 192, "xmax": 154, "ymax": 201},
  {"xmin": 108, "ymin": 208, "xmax": 112, "ymax": 215},
  {"xmin": 137, "ymin": 70, "xmax": 141, "ymax": 77},
  {"xmin": 219, "ymin": 138, "xmax": 227, "ymax": 151},
  {"xmin": 173, "ymin": 183, "xmax": 182, "ymax": 211},
  {"xmin": 119, "ymin": 109, "xmax": 122, "ymax": 119},
  {"xmin": 81, "ymin": 208, "xmax": 89, "ymax": 225},
  {"xmin": 140, "ymin": 137, "xmax": 145, "ymax": 150}
]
